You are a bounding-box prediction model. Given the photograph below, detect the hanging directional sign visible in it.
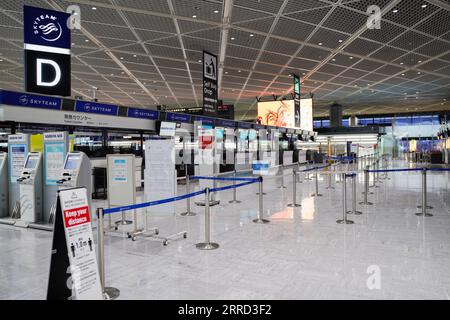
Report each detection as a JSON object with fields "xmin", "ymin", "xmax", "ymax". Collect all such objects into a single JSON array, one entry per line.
[
  {"xmin": 203, "ymin": 51, "xmax": 218, "ymax": 115},
  {"xmin": 24, "ymin": 5, "xmax": 71, "ymax": 96},
  {"xmin": 293, "ymin": 74, "xmax": 301, "ymax": 128}
]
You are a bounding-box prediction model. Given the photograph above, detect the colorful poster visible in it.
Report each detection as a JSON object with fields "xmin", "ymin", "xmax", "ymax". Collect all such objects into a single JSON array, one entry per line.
[
  {"xmin": 45, "ymin": 142, "xmax": 66, "ymax": 186},
  {"xmin": 59, "ymin": 188, "xmax": 102, "ymax": 300},
  {"xmin": 113, "ymin": 159, "xmax": 127, "ymax": 182}
]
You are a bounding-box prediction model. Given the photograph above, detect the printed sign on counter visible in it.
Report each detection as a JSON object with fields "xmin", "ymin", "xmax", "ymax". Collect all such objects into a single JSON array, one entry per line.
[
  {"xmin": 44, "ymin": 142, "xmax": 65, "ymax": 185},
  {"xmin": 112, "ymin": 158, "xmax": 127, "ymax": 182},
  {"xmin": 58, "ymin": 188, "xmax": 102, "ymax": 300},
  {"xmin": 8, "ymin": 136, "xmax": 28, "ymax": 183}
]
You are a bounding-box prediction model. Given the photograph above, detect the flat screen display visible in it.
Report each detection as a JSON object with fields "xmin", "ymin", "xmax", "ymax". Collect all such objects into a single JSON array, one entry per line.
[
  {"xmin": 160, "ymin": 121, "xmax": 176, "ymax": 137},
  {"xmin": 64, "ymin": 155, "xmax": 80, "ymax": 170},
  {"xmin": 25, "ymin": 157, "xmax": 38, "ymax": 169},
  {"xmin": 248, "ymin": 129, "xmax": 257, "ymax": 141},
  {"xmin": 239, "ymin": 130, "xmax": 248, "ymax": 140}
]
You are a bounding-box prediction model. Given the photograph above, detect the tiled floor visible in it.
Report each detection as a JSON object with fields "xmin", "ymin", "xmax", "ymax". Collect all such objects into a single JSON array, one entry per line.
[{"xmin": 0, "ymin": 160, "xmax": 449, "ymax": 299}]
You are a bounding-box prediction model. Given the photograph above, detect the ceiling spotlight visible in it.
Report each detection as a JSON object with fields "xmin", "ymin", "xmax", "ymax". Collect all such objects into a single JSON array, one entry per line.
[
  {"xmin": 332, "ymin": 58, "xmax": 336, "ymax": 62},
  {"xmin": 418, "ymin": 60, "xmax": 422, "ymax": 63},
  {"xmin": 133, "ymin": 54, "xmax": 137, "ymax": 57},
  {"xmin": 231, "ymin": 37, "xmax": 235, "ymax": 40},
  {"xmin": 238, "ymin": 70, "xmax": 241, "ymax": 73},
  {"xmin": 198, "ymin": 59, "xmax": 201, "ymax": 62},
  {"xmin": 250, "ymin": 33, "xmax": 254, "ymax": 37},
  {"xmin": 71, "ymin": 42, "xmax": 75, "ymax": 45},
  {"xmin": 417, "ymin": 72, "xmax": 421, "ymax": 74},
  {"xmin": 400, "ymin": 62, "xmax": 404, "ymax": 65},
  {"xmin": 421, "ymin": 4, "xmax": 427, "ymax": 8},
  {"xmin": 349, "ymin": 56, "xmax": 354, "ymax": 59},
  {"xmin": 120, "ymin": 57, "xmax": 124, "ymax": 60},
  {"xmin": 121, "ymin": 71, "xmax": 124, "ymax": 74},
  {"xmin": 401, "ymin": 73, "xmax": 405, "ymax": 76},
  {"xmin": 213, "ymin": 10, "xmax": 219, "ymax": 13},
  {"xmin": 92, "ymin": 7, "xmax": 97, "ymax": 10},
  {"xmin": 85, "ymin": 39, "xmax": 89, "ymax": 42},
  {"xmin": 338, "ymin": 39, "xmax": 343, "ymax": 43},
  {"xmin": 0, "ymin": 59, "xmax": 3, "ymax": 62},
  {"xmin": 225, "ymin": 71, "xmax": 228, "ymax": 74},
  {"xmin": 393, "ymin": 9, "xmax": 398, "ymax": 13},
  {"xmin": 110, "ymin": 73, "xmax": 114, "ymax": 76},
  {"xmin": 192, "ymin": 15, "xmax": 197, "ymax": 18},
  {"xmin": 318, "ymin": 42, "xmax": 323, "ymax": 46}
]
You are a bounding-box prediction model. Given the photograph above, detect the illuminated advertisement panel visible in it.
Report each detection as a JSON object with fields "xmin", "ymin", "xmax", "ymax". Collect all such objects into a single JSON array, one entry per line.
[{"xmin": 257, "ymin": 99, "xmax": 313, "ymax": 131}]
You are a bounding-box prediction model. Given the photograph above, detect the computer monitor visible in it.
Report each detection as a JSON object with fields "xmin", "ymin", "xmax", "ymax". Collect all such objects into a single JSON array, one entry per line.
[{"xmin": 159, "ymin": 122, "xmax": 176, "ymax": 137}]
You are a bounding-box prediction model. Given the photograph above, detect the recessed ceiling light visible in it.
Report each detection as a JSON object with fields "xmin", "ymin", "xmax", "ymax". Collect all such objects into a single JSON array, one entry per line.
[
  {"xmin": 332, "ymin": 58, "xmax": 336, "ymax": 62},
  {"xmin": 192, "ymin": 15, "xmax": 197, "ymax": 18},
  {"xmin": 213, "ymin": 10, "xmax": 219, "ymax": 14},
  {"xmin": 121, "ymin": 71, "xmax": 124, "ymax": 74},
  {"xmin": 400, "ymin": 62, "xmax": 404, "ymax": 65},
  {"xmin": 0, "ymin": 59, "xmax": 3, "ymax": 62},
  {"xmin": 338, "ymin": 39, "xmax": 343, "ymax": 43},
  {"xmin": 393, "ymin": 9, "xmax": 398, "ymax": 13},
  {"xmin": 71, "ymin": 42, "xmax": 75, "ymax": 45},
  {"xmin": 250, "ymin": 33, "xmax": 254, "ymax": 37},
  {"xmin": 349, "ymin": 56, "xmax": 354, "ymax": 59},
  {"xmin": 153, "ymin": 80, "xmax": 157, "ymax": 83},
  {"xmin": 198, "ymin": 59, "xmax": 201, "ymax": 62},
  {"xmin": 120, "ymin": 57, "xmax": 123, "ymax": 60},
  {"xmin": 238, "ymin": 70, "xmax": 241, "ymax": 73},
  {"xmin": 85, "ymin": 39, "xmax": 89, "ymax": 42},
  {"xmin": 401, "ymin": 73, "xmax": 405, "ymax": 76},
  {"xmin": 418, "ymin": 60, "xmax": 422, "ymax": 63},
  {"xmin": 231, "ymin": 37, "xmax": 235, "ymax": 40},
  {"xmin": 318, "ymin": 42, "xmax": 323, "ymax": 46},
  {"xmin": 421, "ymin": 4, "xmax": 427, "ymax": 8},
  {"xmin": 92, "ymin": 7, "xmax": 97, "ymax": 10},
  {"xmin": 110, "ymin": 73, "xmax": 114, "ymax": 76},
  {"xmin": 225, "ymin": 71, "xmax": 228, "ymax": 74},
  {"xmin": 133, "ymin": 54, "xmax": 137, "ymax": 57},
  {"xmin": 417, "ymin": 72, "xmax": 421, "ymax": 74}
]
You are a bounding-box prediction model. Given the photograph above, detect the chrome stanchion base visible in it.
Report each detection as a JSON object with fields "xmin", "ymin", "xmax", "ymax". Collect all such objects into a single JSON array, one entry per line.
[
  {"xmin": 287, "ymin": 203, "xmax": 301, "ymax": 207},
  {"xmin": 359, "ymin": 202, "xmax": 373, "ymax": 205},
  {"xmin": 255, "ymin": 192, "xmax": 267, "ymax": 195},
  {"xmin": 347, "ymin": 210, "xmax": 363, "ymax": 215},
  {"xmin": 252, "ymin": 218, "xmax": 270, "ymax": 224},
  {"xmin": 325, "ymin": 186, "xmax": 335, "ymax": 189},
  {"xmin": 195, "ymin": 200, "xmax": 220, "ymax": 206},
  {"xmin": 180, "ymin": 211, "xmax": 197, "ymax": 216},
  {"xmin": 114, "ymin": 219, "xmax": 133, "ymax": 230},
  {"xmin": 229, "ymin": 200, "xmax": 242, "ymax": 204},
  {"xmin": 278, "ymin": 185, "xmax": 287, "ymax": 189},
  {"xmin": 196, "ymin": 242, "xmax": 219, "ymax": 250},
  {"xmin": 311, "ymin": 193, "xmax": 323, "ymax": 197},
  {"xmin": 336, "ymin": 219, "xmax": 354, "ymax": 224},
  {"xmin": 417, "ymin": 205, "xmax": 433, "ymax": 209},
  {"xmin": 362, "ymin": 191, "xmax": 374, "ymax": 195},
  {"xmin": 104, "ymin": 287, "xmax": 120, "ymax": 300},
  {"xmin": 415, "ymin": 212, "xmax": 433, "ymax": 217}
]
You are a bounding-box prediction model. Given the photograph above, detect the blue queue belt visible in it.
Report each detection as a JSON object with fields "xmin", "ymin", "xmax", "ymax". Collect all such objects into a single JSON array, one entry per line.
[
  {"xmin": 301, "ymin": 164, "xmax": 332, "ymax": 172},
  {"xmin": 103, "ymin": 190, "xmax": 206, "ymax": 215},
  {"xmin": 366, "ymin": 168, "xmax": 424, "ymax": 173},
  {"xmin": 426, "ymin": 168, "xmax": 450, "ymax": 172},
  {"xmin": 102, "ymin": 176, "xmax": 260, "ymax": 215}
]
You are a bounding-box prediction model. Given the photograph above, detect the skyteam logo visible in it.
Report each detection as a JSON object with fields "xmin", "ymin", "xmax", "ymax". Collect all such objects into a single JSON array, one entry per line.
[
  {"xmin": 19, "ymin": 95, "xmax": 29, "ymax": 105},
  {"xmin": 84, "ymin": 104, "xmax": 91, "ymax": 112},
  {"xmin": 33, "ymin": 14, "xmax": 63, "ymax": 42}
]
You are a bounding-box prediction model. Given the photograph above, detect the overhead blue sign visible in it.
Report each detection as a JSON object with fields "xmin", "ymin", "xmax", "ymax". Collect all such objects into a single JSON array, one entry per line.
[
  {"xmin": 75, "ymin": 101, "xmax": 118, "ymax": 116},
  {"xmin": 216, "ymin": 119, "xmax": 235, "ymax": 128},
  {"xmin": 127, "ymin": 107, "xmax": 159, "ymax": 120},
  {"xmin": 195, "ymin": 116, "xmax": 215, "ymax": 126},
  {"xmin": 238, "ymin": 122, "xmax": 253, "ymax": 129},
  {"xmin": 23, "ymin": 5, "xmax": 71, "ymax": 49},
  {"xmin": 166, "ymin": 112, "xmax": 191, "ymax": 123},
  {"xmin": 0, "ymin": 90, "xmax": 62, "ymax": 110}
]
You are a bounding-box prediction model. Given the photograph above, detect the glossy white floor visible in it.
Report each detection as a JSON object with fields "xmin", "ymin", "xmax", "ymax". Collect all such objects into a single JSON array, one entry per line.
[{"xmin": 1, "ymin": 160, "xmax": 449, "ymax": 300}]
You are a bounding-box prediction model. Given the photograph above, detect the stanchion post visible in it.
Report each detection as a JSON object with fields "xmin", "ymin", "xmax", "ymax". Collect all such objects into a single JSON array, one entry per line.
[
  {"xmin": 196, "ymin": 188, "xmax": 219, "ymax": 250},
  {"xmin": 180, "ymin": 171, "xmax": 196, "ymax": 216},
  {"xmin": 416, "ymin": 168, "xmax": 433, "ymax": 217},
  {"xmin": 311, "ymin": 168, "xmax": 323, "ymax": 197},
  {"xmin": 347, "ymin": 174, "xmax": 362, "ymax": 215},
  {"xmin": 359, "ymin": 166, "xmax": 373, "ymax": 205},
  {"xmin": 337, "ymin": 174, "xmax": 354, "ymax": 224},
  {"xmin": 229, "ymin": 170, "xmax": 241, "ymax": 204},
  {"xmin": 253, "ymin": 176, "xmax": 269, "ymax": 223},
  {"xmin": 288, "ymin": 168, "xmax": 301, "ymax": 207},
  {"xmin": 97, "ymin": 208, "xmax": 120, "ymax": 299},
  {"xmin": 278, "ymin": 165, "xmax": 287, "ymax": 188}
]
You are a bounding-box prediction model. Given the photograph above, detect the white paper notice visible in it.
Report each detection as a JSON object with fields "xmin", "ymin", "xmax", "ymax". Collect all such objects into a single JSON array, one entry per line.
[
  {"xmin": 59, "ymin": 188, "xmax": 102, "ymax": 300},
  {"xmin": 113, "ymin": 158, "xmax": 127, "ymax": 183},
  {"xmin": 10, "ymin": 144, "xmax": 27, "ymax": 183}
]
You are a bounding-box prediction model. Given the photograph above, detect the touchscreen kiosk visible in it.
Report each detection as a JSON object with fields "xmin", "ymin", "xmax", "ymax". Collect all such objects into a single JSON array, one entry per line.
[
  {"xmin": 57, "ymin": 152, "xmax": 92, "ymax": 203},
  {"xmin": 0, "ymin": 153, "xmax": 8, "ymax": 218},
  {"xmin": 17, "ymin": 152, "xmax": 43, "ymax": 227}
]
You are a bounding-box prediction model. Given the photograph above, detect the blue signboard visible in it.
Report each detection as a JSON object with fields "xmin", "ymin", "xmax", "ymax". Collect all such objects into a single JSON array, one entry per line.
[
  {"xmin": 238, "ymin": 122, "xmax": 253, "ymax": 129},
  {"xmin": 0, "ymin": 90, "xmax": 62, "ymax": 110},
  {"xmin": 23, "ymin": 5, "xmax": 71, "ymax": 49},
  {"xmin": 166, "ymin": 112, "xmax": 191, "ymax": 123},
  {"xmin": 216, "ymin": 119, "xmax": 235, "ymax": 128},
  {"xmin": 75, "ymin": 100, "xmax": 119, "ymax": 116},
  {"xmin": 127, "ymin": 107, "xmax": 159, "ymax": 120},
  {"xmin": 195, "ymin": 116, "xmax": 215, "ymax": 126}
]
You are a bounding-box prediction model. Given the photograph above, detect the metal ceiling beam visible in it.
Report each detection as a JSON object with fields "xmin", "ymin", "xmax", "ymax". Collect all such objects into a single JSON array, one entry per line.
[{"xmin": 218, "ymin": 0, "xmax": 234, "ymax": 92}]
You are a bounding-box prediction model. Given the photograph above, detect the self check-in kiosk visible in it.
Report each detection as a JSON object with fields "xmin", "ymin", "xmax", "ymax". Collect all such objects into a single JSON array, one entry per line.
[
  {"xmin": 16, "ymin": 152, "xmax": 43, "ymax": 227},
  {"xmin": 0, "ymin": 152, "xmax": 8, "ymax": 218},
  {"xmin": 57, "ymin": 152, "xmax": 92, "ymax": 208}
]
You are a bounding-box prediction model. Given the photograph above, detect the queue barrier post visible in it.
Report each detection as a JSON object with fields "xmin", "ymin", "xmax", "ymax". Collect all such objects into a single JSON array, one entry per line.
[
  {"xmin": 326, "ymin": 167, "xmax": 334, "ymax": 190},
  {"xmin": 278, "ymin": 165, "xmax": 287, "ymax": 189},
  {"xmin": 416, "ymin": 168, "xmax": 433, "ymax": 217},
  {"xmin": 97, "ymin": 208, "xmax": 120, "ymax": 300},
  {"xmin": 229, "ymin": 170, "xmax": 242, "ymax": 204},
  {"xmin": 196, "ymin": 188, "xmax": 220, "ymax": 250},
  {"xmin": 347, "ymin": 174, "xmax": 362, "ymax": 215},
  {"xmin": 253, "ymin": 176, "xmax": 270, "ymax": 224},
  {"xmin": 311, "ymin": 168, "xmax": 323, "ymax": 197},
  {"xmin": 337, "ymin": 174, "xmax": 354, "ymax": 224},
  {"xmin": 359, "ymin": 166, "xmax": 373, "ymax": 205},
  {"xmin": 287, "ymin": 168, "xmax": 301, "ymax": 207},
  {"xmin": 180, "ymin": 173, "xmax": 197, "ymax": 216}
]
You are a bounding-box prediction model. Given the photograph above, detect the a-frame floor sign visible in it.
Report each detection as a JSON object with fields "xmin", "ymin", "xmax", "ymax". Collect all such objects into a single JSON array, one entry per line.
[{"xmin": 47, "ymin": 187, "xmax": 103, "ymax": 300}]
